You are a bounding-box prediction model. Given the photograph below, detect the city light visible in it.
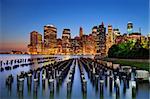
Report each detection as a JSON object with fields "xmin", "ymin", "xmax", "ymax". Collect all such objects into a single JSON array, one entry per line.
[{"xmin": 28, "ymin": 22, "xmax": 150, "ymax": 58}]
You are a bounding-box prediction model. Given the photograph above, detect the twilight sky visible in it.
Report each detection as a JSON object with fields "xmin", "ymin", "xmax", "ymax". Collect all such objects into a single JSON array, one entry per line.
[{"xmin": 0, "ymin": 0, "xmax": 149, "ymax": 52}]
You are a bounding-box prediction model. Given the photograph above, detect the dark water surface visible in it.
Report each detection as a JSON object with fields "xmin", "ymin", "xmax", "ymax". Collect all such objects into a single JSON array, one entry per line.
[{"xmin": 0, "ymin": 55, "xmax": 149, "ymax": 99}]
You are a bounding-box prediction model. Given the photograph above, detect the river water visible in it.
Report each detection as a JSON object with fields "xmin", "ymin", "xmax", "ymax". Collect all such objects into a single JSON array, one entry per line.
[{"xmin": 0, "ymin": 54, "xmax": 149, "ymax": 99}]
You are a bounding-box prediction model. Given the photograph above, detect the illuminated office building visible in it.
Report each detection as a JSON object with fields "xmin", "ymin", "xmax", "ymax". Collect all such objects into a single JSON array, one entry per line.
[
  {"xmin": 127, "ymin": 22, "xmax": 133, "ymax": 34},
  {"xmin": 96, "ymin": 22, "xmax": 106, "ymax": 57},
  {"xmin": 62, "ymin": 29, "xmax": 71, "ymax": 54},
  {"xmin": 44, "ymin": 24, "xmax": 57, "ymax": 54}
]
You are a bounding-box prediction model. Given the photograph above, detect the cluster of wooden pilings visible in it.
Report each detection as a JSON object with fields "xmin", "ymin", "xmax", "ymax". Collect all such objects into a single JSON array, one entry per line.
[
  {"xmin": 4, "ymin": 57, "xmax": 148, "ymax": 98},
  {"xmin": 78, "ymin": 59, "xmax": 87, "ymax": 94},
  {"xmin": 66, "ymin": 60, "xmax": 76, "ymax": 99},
  {"xmin": 80, "ymin": 57, "xmax": 137, "ymax": 98},
  {"xmin": 0, "ymin": 57, "xmax": 56, "ymax": 72},
  {"xmin": 5, "ymin": 58, "xmax": 74, "ymax": 98}
]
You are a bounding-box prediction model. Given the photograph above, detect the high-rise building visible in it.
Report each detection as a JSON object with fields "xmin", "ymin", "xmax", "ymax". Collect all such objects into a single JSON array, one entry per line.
[
  {"xmin": 96, "ymin": 22, "xmax": 106, "ymax": 57},
  {"xmin": 92, "ymin": 26, "xmax": 98, "ymax": 42},
  {"xmin": 127, "ymin": 22, "xmax": 133, "ymax": 34},
  {"xmin": 70, "ymin": 37, "xmax": 81, "ymax": 54},
  {"xmin": 92, "ymin": 26, "xmax": 97, "ymax": 54},
  {"xmin": 62, "ymin": 29, "xmax": 71, "ymax": 54},
  {"xmin": 28, "ymin": 31, "xmax": 42, "ymax": 54},
  {"xmin": 79, "ymin": 27, "xmax": 83, "ymax": 38},
  {"xmin": 82, "ymin": 35, "xmax": 88, "ymax": 54},
  {"xmin": 37, "ymin": 34, "xmax": 42, "ymax": 53},
  {"xmin": 81, "ymin": 34, "xmax": 95, "ymax": 55},
  {"xmin": 108, "ymin": 25, "xmax": 114, "ymax": 44},
  {"xmin": 87, "ymin": 34, "xmax": 95, "ymax": 54},
  {"xmin": 44, "ymin": 24, "xmax": 57, "ymax": 54},
  {"xmin": 92, "ymin": 26, "xmax": 98, "ymax": 33},
  {"xmin": 70, "ymin": 38, "xmax": 76, "ymax": 54},
  {"xmin": 113, "ymin": 28, "xmax": 120, "ymax": 43},
  {"xmin": 44, "ymin": 25, "xmax": 57, "ymax": 48},
  {"xmin": 113, "ymin": 29, "xmax": 120, "ymax": 36},
  {"xmin": 30, "ymin": 31, "xmax": 38, "ymax": 46},
  {"xmin": 57, "ymin": 38, "xmax": 62, "ymax": 54},
  {"xmin": 106, "ymin": 25, "xmax": 114, "ymax": 55}
]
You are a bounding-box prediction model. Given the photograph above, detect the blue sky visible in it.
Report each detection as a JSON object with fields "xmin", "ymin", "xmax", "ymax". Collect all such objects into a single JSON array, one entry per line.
[{"xmin": 0, "ymin": 0, "xmax": 149, "ymax": 51}]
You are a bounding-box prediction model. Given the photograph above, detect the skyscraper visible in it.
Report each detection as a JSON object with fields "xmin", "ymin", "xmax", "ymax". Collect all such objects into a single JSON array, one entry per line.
[
  {"xmin": 44, "ymin": 24, "xmax": 57, "ymax": 54},
  {"xmin": 113, "ymin": 28, "xmax": 121, "ymax": 44},
  {"xmin": 62, "ymin": 29, "xmax": 71, "ymax": 54},
  {"xmin": 57, "ymin": 38, "xmax": 62, "ymax": 54},
  {"xmin": 30, "ymin": 31, "xmax": 38, "ymax": 46},
  {"xmin": 28, "ymin": 31, "xmax": 42, "ymax": 54},
  {"xmin": 79, "ymin": 27, "xmax": 83, "ymax": 38},
  {"xmin": 108, "ymin": 25, "xmax": 114, "ymax": 43},
  {"xmin": 70, "ymin": 37, "xmax": 81, "ymax": 54},
  {"xmin": 37, "ymin": 34, "xmax": 43, "ymax": 53},
  {"xmin": 92, "ymin": 26, "xmax": 98, "ymax": 43},
  {"xmin": 96, "ymin": 22, "xmax": 106, "ymax": 57},
  {"xmin": 127, "ymin": 22, "xmax": 133, "ymax": 34},
  {"xmin": 91, "ymin": 26, "xmax": 98, "ymax": 54},
  {"xmin": 106, "ymin": 25, "xmax": 114, "ymax": 54}
]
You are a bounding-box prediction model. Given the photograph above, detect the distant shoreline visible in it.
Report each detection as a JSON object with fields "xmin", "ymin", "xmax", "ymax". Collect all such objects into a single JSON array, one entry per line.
[{"xmin": 0, "ymin": 53, "xmax": 94, "ymax": 55}]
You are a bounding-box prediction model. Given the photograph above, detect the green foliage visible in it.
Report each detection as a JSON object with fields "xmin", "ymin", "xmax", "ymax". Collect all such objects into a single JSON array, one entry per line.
[{"xmin": 108, "ymin": 40, "xmax": 149, "ymax": 59}]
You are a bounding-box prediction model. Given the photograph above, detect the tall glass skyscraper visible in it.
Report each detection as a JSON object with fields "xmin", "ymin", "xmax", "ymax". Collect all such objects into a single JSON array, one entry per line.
[{"xmin": 127, "ymin": 22, "xmax": 133, "ymax": 34}]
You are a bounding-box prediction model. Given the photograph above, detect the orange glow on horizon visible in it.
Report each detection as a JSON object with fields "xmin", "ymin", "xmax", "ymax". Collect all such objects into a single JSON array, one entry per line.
[{"xmin": 0, "ymin": 41, "xmax": 27, "ymax": 52}]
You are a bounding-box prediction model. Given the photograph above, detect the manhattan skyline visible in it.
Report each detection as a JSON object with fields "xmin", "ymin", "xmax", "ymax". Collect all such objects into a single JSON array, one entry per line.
[{"xmin": 1, "ymin": 0, "xmax": 149, "ymax": 52}]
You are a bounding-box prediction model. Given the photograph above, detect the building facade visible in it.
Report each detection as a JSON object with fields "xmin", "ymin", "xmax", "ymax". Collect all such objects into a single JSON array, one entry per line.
[
  {"xmin": 106, "ymin": 25, "xmax": 114, "ymax": 55},
  {"xmin": 113, "ymin": 28, "xmax": 120, "ymax": 44},
  {"xmin": 44, "ymin": 25, "xmax": 57, "ymax": 54},
  {"xmin": 27, "ymin": 22, "xmax": 149, "ymax": 55},
  {"xmin": 96, "ymin": 22, "xmax": 106, "ymax": 57},
  {"xmin": 79, "ymin": 27, "xmax": 83, "ymax": 38},
  {"xmin": 127, "ymin": 22, "xmax": 133, "ymax": 34},
  {"xmin": 56, "ymin": 38, "xmax": 62, "ymax": 54},
  {"xmin": 62, "ymin": 29, "xmax": 71, "ymax": 54},
  {"xmin": 28, "ymin": 31, "xmax": 42, "ymax": 54}
]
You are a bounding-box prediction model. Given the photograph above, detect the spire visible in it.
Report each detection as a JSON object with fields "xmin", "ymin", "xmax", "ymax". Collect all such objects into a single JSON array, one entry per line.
[
  {"xmin": 102, "ymin": 22, "xmax": 104, "ymax": 26},
  {"xmin": 139, "ymin": 27, "xmax": 141, "ymax": 33},
  {"xmin": 79, "ymin": 27, "xmax": 83, "ymax": 38}
]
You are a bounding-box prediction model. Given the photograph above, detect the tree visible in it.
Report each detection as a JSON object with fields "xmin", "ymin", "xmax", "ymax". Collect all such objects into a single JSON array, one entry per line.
[
  {"xmin": 108, "ymin": 44, "xmax": 119, "ymax": 58},
  {"xmin": 108, "ymin": 40, "xmax": 149, "ymax": 59}
]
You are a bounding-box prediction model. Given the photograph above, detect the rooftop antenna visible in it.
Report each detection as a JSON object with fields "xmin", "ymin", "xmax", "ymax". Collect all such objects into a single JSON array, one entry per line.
[{"xmin": 139, "ymin": 27, "xmax": 141, "ymax": 34}]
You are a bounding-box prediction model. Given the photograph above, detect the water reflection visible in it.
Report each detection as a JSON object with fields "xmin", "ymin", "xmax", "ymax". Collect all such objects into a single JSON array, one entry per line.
[{"xmin": 0, "ymin": 55, "xmax": 149, "ymax": 99}]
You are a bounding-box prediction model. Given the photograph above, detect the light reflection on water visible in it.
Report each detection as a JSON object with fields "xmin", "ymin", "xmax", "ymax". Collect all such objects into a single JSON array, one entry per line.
[{"xmin": 0, "ymin": 54, "xmax": 149, "ymax": 99}]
